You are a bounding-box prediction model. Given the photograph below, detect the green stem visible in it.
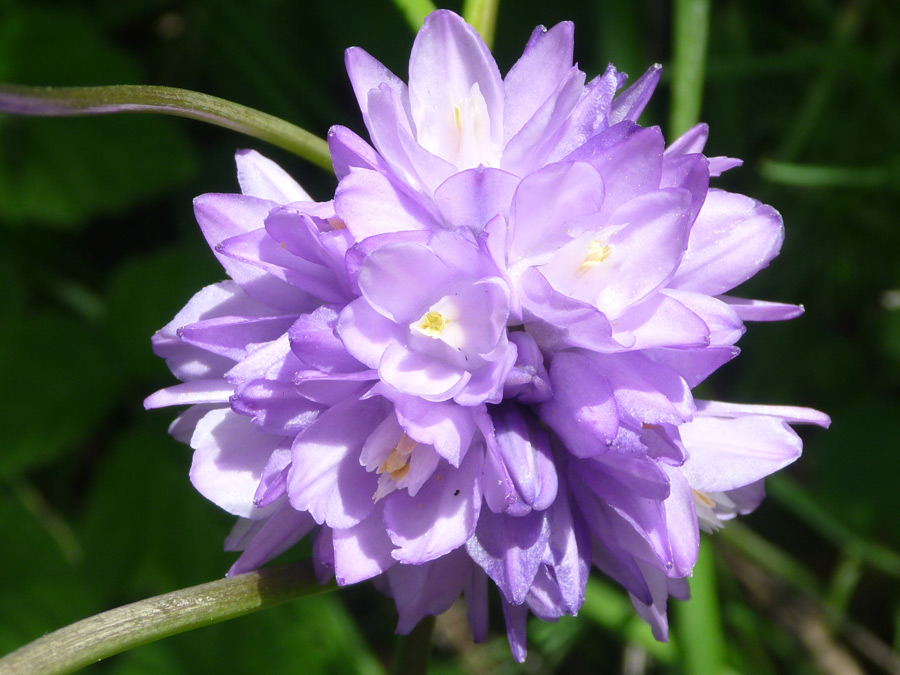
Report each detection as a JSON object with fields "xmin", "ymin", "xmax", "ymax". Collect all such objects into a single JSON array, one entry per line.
[
  {"xmin": 676, "ymin": 539, "xmax": 727, "ymax": 675},
  {"xmin": 669, "ymin": 0, "xmax": 711, "ymax": 137},
  {"xmin": 0, "ymin": 84, "xmax": 333, "ymax": 171},
  {"xmin": 0, "ymin": 563, "xmax": 334, "ymax": 675},
  {"xmin": 392, "ymin": 615, "xmax": 436, "ymax": 675},
  {"xmin": 462, "ymin": 0, "xmax": 500, "ymax": 49},
  {"xmin": 390, "ymin": 0, "xmax": 438, "ymax": 33},
  {"xmin": 760, "ymin": 160, "xmax": 892, "ymax": 190}
]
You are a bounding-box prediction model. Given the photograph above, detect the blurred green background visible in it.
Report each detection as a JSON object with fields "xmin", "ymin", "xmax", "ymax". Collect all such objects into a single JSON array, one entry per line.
[{"xmin": 1, "ymin": 0, "xmax": 898, "ymax": 672}]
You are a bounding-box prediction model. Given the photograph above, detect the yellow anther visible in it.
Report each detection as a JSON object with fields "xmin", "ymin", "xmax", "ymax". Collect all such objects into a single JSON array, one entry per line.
[
  {"xmin": 327, "ymin": 217, "xmax": 347, "ymax": 230},
  {"xmin": 692, "ymin": 489, "xmax": 716, "ymax": 508},
  {"xmin": 416, "ymin": 311, "xmax": 449, "ymax": 338},
  {"xmin": 577, "ymin": 239, "xmax": 613, "ymax": 275}
]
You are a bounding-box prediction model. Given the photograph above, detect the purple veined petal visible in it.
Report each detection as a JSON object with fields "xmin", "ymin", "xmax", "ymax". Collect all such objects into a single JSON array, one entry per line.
[
  {"xmin": 503, "ymin": 21, "xmax": 575, "ymax": 144},
  {"xmin": 231, "ymin": 379, "xmax": 324, "ymax": 436},
  {"xmin": 379, "ymin": 342, "xmax": 470, "ymax": 402},
  {"xmin": 178, "ymin": 314, "xmax": 298, "ymax": 362},
  {"xmin": 144, "ymin": 379, "xmax": 234, "ymax": 409},
  {"xmin": 387, "ymin": 547, "xmax": 472, "ymax": 633},
  {"xmin": 466, "ymin": 507, "xmax": 550, "ymax": 605},
  {"xmin": 587, "ymin": 125, "xmax": 665, "ymax": 220},
  {"xmin": 264, "ymin": 205, "xmax": 353, "ymax": 285},
  {"xmin": 492, "ymin": 404, "xmax": 558, "ymax": 510},
  {"xmin": 288, "ymin": 305, "xmax": 367, "ymax": 374},
  {"xmin": 227, "ymin": 504, "xmax": 316, "ymax": 577},
  {"xmin": 720, "ymin": 296, "xmax": 805, "ymax": 322},
  {"xmin": 367, "ymin": 84, "xmax": 460, "ymax": 194},
  {"xmin": 503, "ymin": 332, "xmax": 552, "ymax": 404},
  {"xmin": 408, "ymin": 10, "xmax": 504, "ymax": 163},
  {"xmin": 358, "ymin": 241, "xmax": 460, "ymax": 323},
  {"xmin": 695, "ymin": 399, "xmax": 831, "ymax": 427},
  {"xmin": 381, "ymin": 387, "xmax": 478, "ymax": 467},
  {"xmin": 189, "ymin": 408, "xmax": 285, "ymax": 518},
  {"xmin": 547, "ymin": 64, "xmax": 623, "ymax": 162},
  {"xmin": 153, "ymin": 282, "xmax": 275, "ymax": 381},
  {"xmin": 433, "ymin": 166, "xmax": 520, "ymax": 233},
  {"xmin": 383, "ymin": 442, "xmax": 483, "ymax": 564},
  {"xmin": 224, "ymin": 333, "xmax": 295, "ymax": 385},
  {"xmin": 584, "ymin": 448, "xmax": 671, "ymax": 502},
  {"xmin": 609, "ymin": 63, "xmax": 662, "ymax": 125},
  {"xmin": 571, "ymin": 475, "xmax": 652, "ymax": 604},
  {"xmin": 344, "ymin": 46, "xmax": 407, "ymax": 130},
  {"xmin": 328, "ymin": 125, "xmax": 391, "ymax": 179},
  {"xmin": 336, "ymin": 297, "xmax": 400, "ymax": 370},
  {"xmin": 664, "ymin": 123, "xmax": 709, "ymax": 157},
  {"xmin": 500, "ymin": 596, "xmax": 530, "ymax": 663},
  {"xmin": 169, "ymin": 403, "xmax": 224, "ymax": 444},
  {"xmin": 669, "ymin": 189, "xmax": 785, "ymax": 296},
  {"xmin": 520, "ymin": 268, "xmax": 625, "ymax": 353},
  {"xmin": 466, "ymin": 564, "xmax": 490, "ymax": 643},
  {"xmin": 501, "ymin": 67, "xmax": 586, "ymax": 176},
  {"xmin": 659, "ymin": 464, "xmax": 699, "ymax": 576},
  {"xmin": 216, "ymin": 228, "xmax": 341, "ymax": 305},
  {"xmin": 728, "ymin": 480, "xmax": 767, "ymax": 515},
  {"xmin": 332, "ymin": 501, "xmax": 396, "ymax": 585},
  {"xmin": 288, "ymin": 396, "xmax": 391, "ymax": 529},
  {"xmin": 235, "ymin": 149, "xmax": 311, "ymax": 202},
  {"xmin": 545, "ymin": 474, "xmax": 592, "ymax": 613},
  {"xmin": 708, "ymin": 156, "xmax": 743, "ymax": 176},
  {"xmin": 658, "ymin": 289, "xmax": 745, "ymax": 347},
  {"xmin": 643, "ymin": 345, "xmax": 740, "ymax": 389},
  {"xmin": 507, "ymin": 161, "xmax": 605, "ymax": 270},
  {"xmin": 524, "ymin": 567, "xmax": 567, "ymax": 621},
  {"xmin": 576, "ymin": 188, "xmax": 693, "ymax": 319},
  {"xmin": 194, "ymin": 194, "xmax": 316, "ymax": 313},
  {"xmin": 660, "ymin": 152, "xmax": 710, "ymax": 223},
  {"xmin": 539, "ymin": 350, "xmax": 618, "ymax": 457},
  {"xmin": 629, "ymin": 560, "xmax": 682, "ymax": 641},
  {"xmin": 611, "ymin": 292, "xmax": 712, "ymax": 351},
  {"xmin": 679, "ymin": 414, "xmax": 805, "ymax": 492},
  {"xmin": 253, "ymin": 447, "xmax": 292, "ymax": 507},
  {"xmin": 452, "ymin": 341, "xmax": 517, "ymax": 407},
  {"xmin": 334, "ymin": 167, "xmax": 439, "ymax": 241},
  {"xmin": 591, "ymin": 351, "xmax": 695, "ymax": 427}
]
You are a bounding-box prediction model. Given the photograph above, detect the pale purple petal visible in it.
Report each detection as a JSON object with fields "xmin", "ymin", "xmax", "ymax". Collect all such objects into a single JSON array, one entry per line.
[
  {"xmin": 332, "ymin": 503, "xmax": 396, "ymax": 584},
  {"xmin": 227, "ymin": 505, "xmax": 316, "ymax": 576},
  {"xmin": 721, "ymin": 296, "xmax": 805, "ymax": 322},
  {"xmin": 609, "ymin": 64, "xmax": 662, "ymax": 124},
  {"xmin": 144, "ymin": 380, "xmax": 234, "ymax": 409},
  {"xmin": 387, "ymin": 548, "xmax": 473, "ymax": 633},
  {"xmin": 189, "ymin": 408, "xmax": 284, "ymax": 518},
  {"xmin": 235, "ymin": 149, "xmax": 311, "ymax": 202},
  {"xmin": 383, "ymin": 444, "xmax": 483, "ymax": 564}
]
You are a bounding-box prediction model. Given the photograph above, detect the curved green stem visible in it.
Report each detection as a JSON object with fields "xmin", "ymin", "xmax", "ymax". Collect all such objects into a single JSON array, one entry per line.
[
  {"xmin": 463, "ymin": 0, "xmax": 500, "ymax": 49},
  {"xmin": 392, "ymin": 615, "xmax": 436, "ymax": 675},
  {"xmin": 669, "ymin": 0, "xmax": 711, "ymax": 137},
  {"xmin": 0, "ymin": 84, "xmax": 333, "ymax": 171},
  {"xmin": 390, "ymin": 0, "xmax": 437, "ymax": 32},
  {"xmin": 0, "ymin": 563, "xmax": 334, "ymax": 675}
]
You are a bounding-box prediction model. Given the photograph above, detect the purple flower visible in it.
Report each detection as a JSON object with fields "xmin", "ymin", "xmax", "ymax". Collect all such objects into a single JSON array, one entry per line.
[{"xmin": 146, "ymin": 11, "xmax": 829, "ymax": 663}]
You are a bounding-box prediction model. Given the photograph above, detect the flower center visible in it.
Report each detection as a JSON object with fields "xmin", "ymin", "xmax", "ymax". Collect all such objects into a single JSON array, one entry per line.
[
  {"xmin": 577, "ymin": 239, "xmax": 613, "ymax": 275},
  {"xmin": 374, "ymin": 434, "xmax": 418, "ymax": 501},
  {"xmin": 414, "ymin": 310, "xmax": 450, "ymax": 338}
]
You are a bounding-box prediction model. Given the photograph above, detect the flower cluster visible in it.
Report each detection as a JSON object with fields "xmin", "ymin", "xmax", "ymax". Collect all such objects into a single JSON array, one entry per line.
[{"xmin": 146, "ymin": 11, "xmax": 828, "ymax": 660}]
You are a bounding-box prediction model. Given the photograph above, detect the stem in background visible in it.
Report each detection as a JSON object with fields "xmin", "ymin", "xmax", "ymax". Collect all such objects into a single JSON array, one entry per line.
[
  {"xmin": 392, "ymin": 615, "xmax": 436, "ymax": 675},
  {"xmin": 0, "ymin": 84, "xmax": 333, "ymax": 172},
  {"xmin": 0, "ymin": 563, "xmax": 333, "ymax": 675},
  {"xmin": 462, "ymin": 0, "xmax": 500, "ymax": 49},
  {"xmin": 669, "ymin": 0, "xmax": 711, "ymax": 137},
  {"xmin": 676, "ymin": 539, "xmax": 726, "ymax": 675},
  {"xmin": 390, "ymin": 0, "xmax": 438, "ymax": 33}
]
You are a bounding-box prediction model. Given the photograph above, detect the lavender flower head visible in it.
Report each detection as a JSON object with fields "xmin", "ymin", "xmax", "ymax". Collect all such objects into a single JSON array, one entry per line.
[{"xmin": 146, "ymin": 10, "xmax": 829, "ymax": 661}]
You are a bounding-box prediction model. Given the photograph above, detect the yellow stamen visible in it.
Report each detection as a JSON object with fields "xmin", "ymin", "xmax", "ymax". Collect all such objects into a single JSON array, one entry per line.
[
  {"xmin": 327, "ymin": 217, "xmax": 347, "ymax": 230},
  {"xmin": 692, "ymin": 489, "xmax": 716, "ymax": 508},
  {"xmin": 577, "ymin": 239, "xmax": 613, "ymax": 275},
  {"xmin": 416, "ymin": 311, "xmax": 449, "ymax": 338}
]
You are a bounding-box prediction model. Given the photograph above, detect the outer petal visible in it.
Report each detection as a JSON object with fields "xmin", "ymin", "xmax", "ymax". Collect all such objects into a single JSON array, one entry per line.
[
  {"xmin": 288, "ymin": 397, "xmax": 390, "ymax": 528},
  {"xmin": 609, "ymin": 64, "xmax": 662, "ymax": 124},
  {"xmin": 189, "ymin": 408, "xmax": 284, "ymax": 518},
  {"xmin": 387, "ymin": 548, "xmax": 473, "ymax": 633},
  {"xmin": 408, "ymin": 10, "xmax": 504, "ymax": 154},
  {"xmin": 227, "ymin": 505, "xmax": 316, "ymax": 576},
  {"xmin": 332, "ymin": 502, "xmax": 396, "ymax": 584},
  {"xmin": 235, "ymin": 149, "xmax": 311, "ymax": 202},
  {"xmin": 383, "ymin": 443, "xmax": 483, "ymax": 564},
  {"xmin": 670, "ymin": 189, "xmax": 784, "ymax": 295}
]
